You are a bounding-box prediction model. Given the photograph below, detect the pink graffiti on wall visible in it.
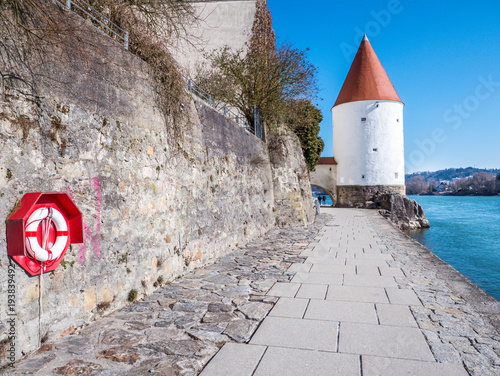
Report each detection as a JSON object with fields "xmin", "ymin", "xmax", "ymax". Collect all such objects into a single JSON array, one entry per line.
[
  {"xmin": 67, "ymin": 176, "xmax": 102, "ymax": 263},
  {"xmin": 93, "ymin": 178, "xmax": 102, "ymax": 258}
]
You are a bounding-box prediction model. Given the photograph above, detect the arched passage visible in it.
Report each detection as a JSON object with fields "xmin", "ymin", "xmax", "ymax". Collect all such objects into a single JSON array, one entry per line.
[
  {"xmin": 311, "ymin": 184, "xmax": 335, "ymax": 206},
  {"xmin": 310, "ymin": 158, "xmax": 337, "ymax": 206}
]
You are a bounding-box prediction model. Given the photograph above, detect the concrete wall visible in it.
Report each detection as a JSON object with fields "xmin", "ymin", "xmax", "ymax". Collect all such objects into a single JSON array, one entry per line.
[
  {"xmin": 170, "ymin": 0, "xmax": 257, "ymax": 74},
  {"xmin": 0, "ymin": 2, "xmax": 312, "ymax": 362},
  {"xmin": 333, "ymin": 100, "xmax": 405, "ymax": 187}
]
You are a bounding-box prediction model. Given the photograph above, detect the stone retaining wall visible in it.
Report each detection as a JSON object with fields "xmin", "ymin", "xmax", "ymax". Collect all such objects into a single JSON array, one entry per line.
[
  {"xmin": 336, "ymin": 185, "xmax": 406, "ymax": 207},
  {"xmin": 0, "ymin": 3, "xmax": 313, "ymax": 362}
]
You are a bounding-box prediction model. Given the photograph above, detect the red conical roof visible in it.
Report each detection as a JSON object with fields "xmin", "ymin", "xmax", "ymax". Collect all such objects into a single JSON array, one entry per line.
[{"xmin": 334, "ymin": 35, "xmax": 402, "ymax": 107}]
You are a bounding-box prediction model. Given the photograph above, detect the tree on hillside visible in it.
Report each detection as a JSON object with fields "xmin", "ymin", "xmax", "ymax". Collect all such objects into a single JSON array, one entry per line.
[
  {"xmin": 406, "ymin": 175, "xmax": 427, "ymax": 195},
  {"xmin": 471, "ymin": 172, "xmax": 496, "ymax": 195},
  {"xmin": 198, "ymin": 42, "xmax": 318, "ymax": 126},
  {"xmin": 284, "ymin": 100, "xmax": 324, "ymax": 171},
  {"xmin": 451, "ymin": 173, "xmax": 497, "ymax": 195},
  {"xmin": 452, "ymin": 178, "xmax": 470, "ymax": 193}
]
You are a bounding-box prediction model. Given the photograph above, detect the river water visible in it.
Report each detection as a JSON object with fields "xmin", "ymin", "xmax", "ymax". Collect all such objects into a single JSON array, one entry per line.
[{"xmin": 407, "ymin": 195, "xmax": 500, "ymax": 301}]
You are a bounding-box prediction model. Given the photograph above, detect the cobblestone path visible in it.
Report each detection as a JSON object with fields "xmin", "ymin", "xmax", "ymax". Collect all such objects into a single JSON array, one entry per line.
[
  {"xmin": 3, "ymin": 216, "xmax": 328, "ymax": 375},
  {"xmin": 3, "ymin": 209, "xmax": 500, "ymax": 375}
]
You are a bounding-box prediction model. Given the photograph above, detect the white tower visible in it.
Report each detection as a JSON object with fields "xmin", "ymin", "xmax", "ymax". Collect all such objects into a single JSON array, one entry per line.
[{"xmin": 333, "ymin": 35, "xmax": 405, "ymax": 207}]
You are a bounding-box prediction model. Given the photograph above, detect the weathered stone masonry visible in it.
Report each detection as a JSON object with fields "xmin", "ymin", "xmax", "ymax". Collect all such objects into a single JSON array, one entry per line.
[{"xmin": 0, "ymin": 3, "xmax": 313, "ymax": 362}]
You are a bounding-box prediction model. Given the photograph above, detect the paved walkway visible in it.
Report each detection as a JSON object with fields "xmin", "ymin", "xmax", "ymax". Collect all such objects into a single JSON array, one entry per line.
[
  {"xmin": 201, "ymin": 208, "xmax": 471, "ymax": 375},
  {"xmin": 4, "ymin": 209, "xmax": 500, "ymax": 375}
]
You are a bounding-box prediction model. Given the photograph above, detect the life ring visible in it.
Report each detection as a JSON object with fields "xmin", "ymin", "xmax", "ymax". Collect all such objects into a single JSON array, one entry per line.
[{"xmin": 25, "ymin": 207, "xmax": 69, "ymax": 263}]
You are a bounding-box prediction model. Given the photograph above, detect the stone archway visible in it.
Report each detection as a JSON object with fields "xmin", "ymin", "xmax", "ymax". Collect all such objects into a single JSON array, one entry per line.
[
  {"xmin": 311, "ymin": 184, "xmax": 335, "ymax": 206},
  {"xmin": 310, "ymin": 158, "xmax": 337, "ymax": 206}
]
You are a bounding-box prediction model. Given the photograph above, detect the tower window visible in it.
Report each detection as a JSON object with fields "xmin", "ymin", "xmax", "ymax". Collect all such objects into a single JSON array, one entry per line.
[
  {"xmin": 396, "ymin": 119, "xmax": 400, "ymax": 122},
  {"xmin": 372, "ymin": 148, "xmax": 378, "ymax": 152},
  {"xmin": 395, "ymin": 172, "xmax": 399, "ymax": 179},
  {"xmin": 361, "ymin": 117, "xmax": 367, "ymax": 122},
  {"xmin": 362, "ymin": 174, "xmax": 366, "ymax": 179}
]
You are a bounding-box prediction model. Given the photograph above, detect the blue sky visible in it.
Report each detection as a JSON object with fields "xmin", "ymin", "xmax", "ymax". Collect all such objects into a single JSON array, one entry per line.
[{"xmin": 268, "ymin": 0, "xmax": 500, "ymax": 173}]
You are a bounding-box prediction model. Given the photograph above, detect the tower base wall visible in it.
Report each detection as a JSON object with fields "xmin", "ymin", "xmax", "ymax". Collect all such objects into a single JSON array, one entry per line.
[{"xmin": 336, "ymin": 185, "xmax": 406, "ymax": 208}]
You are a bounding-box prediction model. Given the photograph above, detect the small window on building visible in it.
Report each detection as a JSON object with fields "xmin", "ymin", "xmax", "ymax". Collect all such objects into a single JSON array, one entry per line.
[
  {"xmin": 396, "ymin": 119, "xmax": 400, "ymax": 122},
  {"xmin": 361, "ymin": 117, "xmax": 367, "ymax": 122},
  {"xmin": 395, "ymin": 172, "xmax": 399, "ymax": 179},
  {"xmin": 362, "ymin": 174, "xmax": 366, "ymax": 179},
  {"xmin": 372, "ymin": 148, "xmax": 378, "ymax": 152}
]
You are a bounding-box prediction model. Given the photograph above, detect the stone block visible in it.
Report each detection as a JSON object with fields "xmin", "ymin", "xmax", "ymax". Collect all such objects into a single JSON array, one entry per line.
[
  {"xmin": 376, "ymin": 304, "xmax": 418, "ymax": 327},
  {"xmin": 379, "ymin": 267, "xmax": 405, "ymax": 277},
  {"xmin": 237, "ymin": 302, "xmax": 272, "ymax": 321},
  {"xmin": 266, "ymin": 282, "xmax": 301, "ymax": 297},
  {"xmin": 223, "ymin": 319, "xmax": 258, "ymax": 342},
  {"xmin": 356, "ymin": 265, "xmax": 381, "ymax": 276},
  {"xmin": 287, "ymin": 263, "xmax": 312, "ymax": 273},
  {"xmin": 250, "ymin": 317, "xmax": 338, "ymax": 351},
  {"xmin": 362, "ymin": 356, "xmax": 469, "ymax": 376},
  {"xmin": 304, "ymin": 256, "xmax": 346, "ymax": 265},
  {"xmin": 386, "ymin": 288, "xmax": 422, "ymax": 306},
  {"xmin": 268, "ymin": 297, "xmax": 309, "ymax": 319},
  {"xmin": 343, "ymin": 275, "xmax": 397, "ymax": 288},
  {"xmin": 326, "ymin": 286, "xmax": 389, "ymax": 303},
  {"xmin": 339, "ymin": 322, "xmax": 434, "ymax": 361},
  {"xmin": 254, "ymin": 347, "xmax": 360, "ymax": 376},
  {"xmin": 200, "ymin": 343, "xmax": 266, "ymax": 376},
  {"xmin": 309, "ymin": 264, "xmax": 356, "ymax": 275},
  {"xmin": 346, "ymin": 258, "xmax": 390, "ymax": 267},
  {"xmin": 291, "ymin": 272, "xmax": 343, "ymax": 285},
  {"xmin": 296, "ymin": 284, "xmax": 328, "ymax": 299},
  {"xmin": 305, "ymin": 299, "xmax": 377, "ymax": 324}
]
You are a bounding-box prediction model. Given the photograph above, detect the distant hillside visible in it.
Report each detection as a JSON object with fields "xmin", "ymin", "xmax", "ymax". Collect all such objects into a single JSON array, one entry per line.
[
  {"xmin": 406, "ymin": 167, "xmax": 500, "ymax": 195},
  {"xmin": 406, "ymin": 167, "xmax": 500, "ymax": 182}
]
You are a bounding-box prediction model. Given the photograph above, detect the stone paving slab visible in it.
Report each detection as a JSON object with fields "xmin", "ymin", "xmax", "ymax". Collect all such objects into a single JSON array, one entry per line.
[
  {"xmin": 267, "ymin": 297, "xmax": 308, "ymax": 318},
  {"xmin": 379, "ymin": 266, "xmax": 405, "ymax": 277},
  {"xmin": 346, "ymin": 258, "xmax": 390, "ymax": 267},
  {"xmin": 304, "ymin": 256, "xmax": 346, "ymax": 265},
  {"xmin": 355, "ymin": 252, "xmax": 394, "ymax": 260},
  {"xmin": 249, "ymin": 317, "xmax": 338, "ymax": 351},
  {"xmin": 343, "ymin": 274, "xmax": 397, "ymax": 288},
  {"xmin": 304, "ymin": 300, "xmax": 377, "ymax": 324},
  {"xmin": 385, "ymin": 287, "xmax": 422, "ymax": 305},
  {"xmin": 339, "ymin": 322, "xmax": 435, "ymax": 361},
  {"xmin": 309, "ymin": 264, "xmax": 356, "ymax": 274},
  {"xmin": 295, "ymin": 283, "xmax": 328, "ymax": 299},
  {"xmin": 287, "ymin": 263, "xmax": 312, "ymax": 273},
  {"xmin": 375, "ymin": 303, "xmax": 418, "ymax": 327},
  {"xmin": 199, "ymin": 343, "xmax": 266, "ymax": 376},
  {"xmin": 362, "ymin": 356, "xmax": 470, "ymax": 376},
  {"xmin": 291, "ymin": 271, "xmax": 343, "ymax": 285},
  {"xmin": 266, "ymin": 282, "xmax": 301, "ymax": 297},
  {"xmin": 326, "ymin": 286, "xmax": 389, "ymax": 303},
  {"xmin": 253, "ymin": 347, "xmax": 360, "ymax": 376},
  {"xmin": 355, "ymin": 265, "xmax": 382, "ymax": 276}
]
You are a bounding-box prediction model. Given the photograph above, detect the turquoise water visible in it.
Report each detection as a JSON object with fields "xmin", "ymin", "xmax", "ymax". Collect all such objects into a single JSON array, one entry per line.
[{"xmin": 408, "ymin": 195, "xmax": 500, "ymax": 301}]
